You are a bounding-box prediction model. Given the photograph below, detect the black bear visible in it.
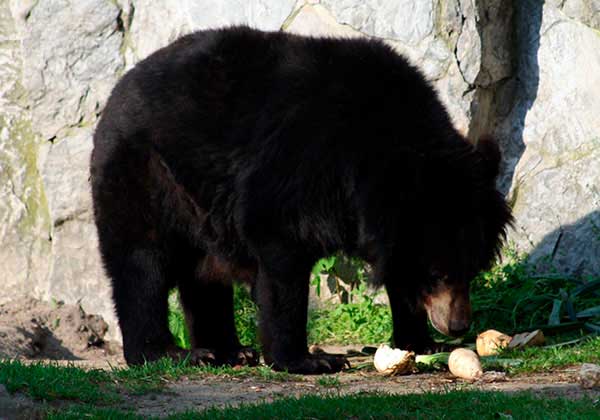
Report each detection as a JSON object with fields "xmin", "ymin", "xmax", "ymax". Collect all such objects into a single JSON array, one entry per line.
[{"xmin": 91, "ymin": 26, "xmax": 512, "ymax": 373}]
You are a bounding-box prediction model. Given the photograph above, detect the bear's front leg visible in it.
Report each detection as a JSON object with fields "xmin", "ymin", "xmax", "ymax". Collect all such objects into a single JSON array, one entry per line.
[
  {"xmin": 385, "ymin": 281, "xmax": 444, "ymax": 354},
  {"xmin": 254, "ymin": 257, "xmax": 348, "ymax": 374}
]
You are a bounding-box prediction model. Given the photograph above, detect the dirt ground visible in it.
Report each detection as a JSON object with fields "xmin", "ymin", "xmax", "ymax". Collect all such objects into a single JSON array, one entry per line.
[
  {"xmin": 129, "ymin": 367, "xmax": 599, "ymax": 417},
  {"xmin": 0, "ymin": 298, "xmax": 598, "ymax": 418},
  {"xmin": 0, "ymin": 297, "xmax": 122, "ymax": 365}
]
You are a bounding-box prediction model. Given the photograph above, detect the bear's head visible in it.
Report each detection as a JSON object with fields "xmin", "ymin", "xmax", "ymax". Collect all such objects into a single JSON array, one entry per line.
[{"xmin": 421, "ymin": 136, "xmax": 513, "ymax": 337}]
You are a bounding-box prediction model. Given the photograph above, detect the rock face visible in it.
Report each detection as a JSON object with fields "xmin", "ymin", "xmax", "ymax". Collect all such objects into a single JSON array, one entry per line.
[
  {"xmin": 0, "ymin": 0, "xmax": 599, "ymax": 341},
  {"xmin": 494, "ymin": 1, "xmax": 600, "ymax": 276},
  {"xmin": 0, "ymin": 1, "xmax": 51, "ymax": 305}
]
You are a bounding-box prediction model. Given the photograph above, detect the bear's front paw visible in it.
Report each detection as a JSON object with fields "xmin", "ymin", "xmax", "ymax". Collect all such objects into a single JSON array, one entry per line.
[
  {"xmin": 132, "ymin": 344, "xmax": 217, "ymax": 366},
  {"xmin": 185, "ymin": 348, "xmax": 217, "ymax": 365},
  {"xmin": 398, "ymin": 339, "xmax": 453, "ymax": 355},
  {"xmin": 170, "ymin": 346, "xmax": 217, "ymax": 365},
  {"xmin": 272, "ymin": 354, "xmax": 350, "ymax": 374},
  {"xmin": 218, "ymin": 346, "xmax": 260, "ymax": 367}
]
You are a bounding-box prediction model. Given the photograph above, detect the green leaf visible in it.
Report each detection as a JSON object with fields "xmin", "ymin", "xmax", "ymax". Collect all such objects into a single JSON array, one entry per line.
[
  {"xmin": 314, "ymin": 256, "xmax": 337, "ymax": 273},
  {"xmin": 576, "ymin": 305, "xmax": 600, "ymax": 319},
  {"xmin": 571, "ymin": 279, "xmax": 600, "ymax": 297},
  {"xmin": 559, "ymin": 289, "xmax": 577, "ymax": 321},
  {"xmin": 548, "ymin": 299, "xmax": 562, "ymax": 326},
  {"xmin": 415, "ymin": 352, "xmax": 450, "ymax": 366},
  {"xmin": 480, "ymin": 356, "xmax": 524, "ymax": 369},
  {"xmin": 584, "ymin": 323, "xmax": 600, "ymax": 333}
]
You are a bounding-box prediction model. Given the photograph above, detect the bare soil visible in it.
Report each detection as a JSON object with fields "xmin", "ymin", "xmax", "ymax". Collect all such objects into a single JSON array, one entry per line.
[
  {"xmin": 0, "ymin": 296, "xmax": 123, "ymax": 366},
  {"xmin": 0, "ymin": 298, "xmax": 598, "ymax": 418},
  {"xmin": 128, "ymin": 365, "xmax": 599, "ymax": 418}
]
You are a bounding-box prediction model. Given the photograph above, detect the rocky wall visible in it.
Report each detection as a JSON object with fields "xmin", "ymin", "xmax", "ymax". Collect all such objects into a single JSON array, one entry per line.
[{"xmin": 0, "ymin": 0, "xmax": 599, "ymax": 340}]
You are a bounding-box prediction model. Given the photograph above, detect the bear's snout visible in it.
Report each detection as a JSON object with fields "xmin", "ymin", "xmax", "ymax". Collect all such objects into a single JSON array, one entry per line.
[
  {"xmin": 447, "ymin": 317, "xmax": 471, "ymax": 337},
  {"xmin": 424, "ymin": 283, "xmax": 471, "ymax": 338}
]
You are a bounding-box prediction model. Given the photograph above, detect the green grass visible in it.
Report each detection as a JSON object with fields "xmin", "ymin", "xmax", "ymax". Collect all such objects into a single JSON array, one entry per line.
[
  {"xmin": 0, "ymin": 360, "xmax": 119, "ymax": 404},
  {"xmin": 168, "ymin": 290, "xmax": 191, "ymax": 349},
  {"xmin": 181, "ymin": 391, "xmax": 600, "ymax": 420},
  {"xmin": 47, "ymin": 406, "xmax": 139, "ymax": 420},
  {"xmin": 47, "ymin": 391, "xmax": 600, "ymax": 419},
  {"xmin": 0, "ymin": 358, "xmax": 192, "ymax": 403},
  {"xmin": 316, "ymin": 375, "xmax": 341, "ymax": 388},
  {"xmin": 233, "ymin": 285, "xmax": 260, "ymax": 349},
  {"xmin": 0, "ymin": 358, "xmax": 295, "ymax": 404},
  {"xmin": 308, "ymin": 285, "xmax": 392, "ymax": 345},
  {"xmin": 470, "ymin": 251, "xmax": 600, "ymax": 337},
  {"xmin": 502, "ymin": 335, "xmax": 600, "ymax": 374},
  {"xmin": 169, "ymin": 283, "xmax": 393, "ymax": 349}
]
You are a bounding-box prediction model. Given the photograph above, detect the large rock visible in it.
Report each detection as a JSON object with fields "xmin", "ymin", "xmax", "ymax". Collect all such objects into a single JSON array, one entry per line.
[
  {"xmin": 553, "ymin": 0, "xmax": 600, "ymax": 30},
  {"xmin": 22, "ymin": 0, "xmax": 123, "ymax": 140},
  {"xmin": 496, "ymin": 1, "xmax": 600, "ymax": 276},
  {"xmin": 122, "ymin": 0, "xmax": 297, "ymax": 63},
  {"xmin": 321, "ymin": 0, "xmax": 435, "ymax": 45},
  {"xmin": 39, "ymin": 130, "xmax": 119, "ymax": 338},
  {"xmin": 0, "ymin": 1, "xmax": 50, "ymax": 303},
  {"xmin": 26, "ymin": 0, "xmax": 124, "ymax": 340},
  {"xmin": 0, "ymin": 0, "xmax": 124, "ymax": 340},
  {"xmin": 285, "ymin": 4, "xmax": 362, "ymax": 38}
]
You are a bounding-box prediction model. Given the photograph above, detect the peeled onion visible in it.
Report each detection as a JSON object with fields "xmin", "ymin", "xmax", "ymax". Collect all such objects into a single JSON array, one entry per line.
[
  {"xmin": 476, "ymin": 329, "xmax": 512, "ymax": 356},
  {"xmin": 448, "ymin": 348, "xmax": 483, "ymax": 381},
  {"xmin": 373, "ymin": 344, "xmax": 416, "ymax": 375}
]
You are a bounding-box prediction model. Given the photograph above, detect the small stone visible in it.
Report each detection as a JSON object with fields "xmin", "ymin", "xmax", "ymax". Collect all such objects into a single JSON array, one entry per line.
[
  {"xmin": 578, "ymin": 363, "xmax": 600, "ymax": 389},
  {"xmin": 480, "ymin": 371, "xmax": 508, "ymax": 383}
]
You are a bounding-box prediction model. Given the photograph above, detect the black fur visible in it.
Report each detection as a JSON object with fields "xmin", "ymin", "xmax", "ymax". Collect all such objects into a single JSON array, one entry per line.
[{"xmin": 91, "ymin": 27, "xmax": 512, "ymax": 373}]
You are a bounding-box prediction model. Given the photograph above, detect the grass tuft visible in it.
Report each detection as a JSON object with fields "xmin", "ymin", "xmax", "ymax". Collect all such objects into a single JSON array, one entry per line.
[{"xmin": 316, "ymin": 375, "xmax": 341, "ymax": 388}]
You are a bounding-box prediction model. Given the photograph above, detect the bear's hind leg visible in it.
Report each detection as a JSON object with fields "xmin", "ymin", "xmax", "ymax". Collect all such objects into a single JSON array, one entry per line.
[
  {"xmin": 106, "ymin": 248, "xmax": 216, "ymax": 366},
  {"xmin": 107, "ymin": 248, "xmax": 177, "ymax": 365},
  {"xmin": 177, "ymin": 267, "xmax": 258, "ymax": 367}
]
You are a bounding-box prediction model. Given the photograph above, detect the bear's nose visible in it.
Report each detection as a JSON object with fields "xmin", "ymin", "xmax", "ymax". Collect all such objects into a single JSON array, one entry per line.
[{"xmin": 448, "ymin": 319, "xmax": 470, "ymax": 337}]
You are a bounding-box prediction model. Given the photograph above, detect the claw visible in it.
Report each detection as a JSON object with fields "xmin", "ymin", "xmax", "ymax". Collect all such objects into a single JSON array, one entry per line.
[
  {"xmin": 272, "ymin": 353, "xmax": 349, "ymax": 374},
  {"xmin": 218, "ymin": 346, "xmax": 260, "ymax": 367}
]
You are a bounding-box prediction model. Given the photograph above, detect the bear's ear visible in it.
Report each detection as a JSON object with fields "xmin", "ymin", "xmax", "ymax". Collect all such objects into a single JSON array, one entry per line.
[{"xmin": 476, "ymin": 136, "xmax": 501, "ymax": 180}]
